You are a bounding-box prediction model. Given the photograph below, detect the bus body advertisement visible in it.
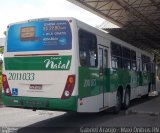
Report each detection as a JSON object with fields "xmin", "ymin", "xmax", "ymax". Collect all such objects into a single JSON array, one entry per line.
[{"xmin": 2, "ymin": 18, "xmax": 155, "ymax": 113}]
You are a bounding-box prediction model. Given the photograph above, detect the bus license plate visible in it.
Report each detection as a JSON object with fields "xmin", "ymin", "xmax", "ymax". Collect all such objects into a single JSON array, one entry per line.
[
  {"xmin": 29, "ymin": 84, "xmax": 42, "ymax": 90},
  {"xmin": 20, "ymin": 100, "xmax": 48, "ymax": 108}
]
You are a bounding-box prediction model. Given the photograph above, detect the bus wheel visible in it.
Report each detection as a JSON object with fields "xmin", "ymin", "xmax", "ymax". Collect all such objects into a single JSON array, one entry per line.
[
  {"xmin": 123, "ymin": 90, "xmax": 130, "ymax": 110},
  {"xmin": 113, "ymin": 91, "xmax": 121, "ymax": 114},
  {"xmin": 142, "ymin": 83, "xmax": 151, "ymax": 98}
]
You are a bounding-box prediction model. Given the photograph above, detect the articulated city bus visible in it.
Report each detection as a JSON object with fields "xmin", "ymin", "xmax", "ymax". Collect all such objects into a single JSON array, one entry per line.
[{"xmin": 2, "ymin": 17, "xmax": 155, "ymax": 113}]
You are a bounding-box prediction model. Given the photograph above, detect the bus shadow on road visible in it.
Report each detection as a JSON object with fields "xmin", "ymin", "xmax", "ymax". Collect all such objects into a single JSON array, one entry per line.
[
  {"xmin": 129, "ymin": 96, "xmax": 156, "ymax": 107},
  {"xmin": 17, "ymin": 112, "xmax": 121, "ymax": 133},
  {"xmin": 17, "ymin": 97, "xmax": 155, "ymax": 133}
]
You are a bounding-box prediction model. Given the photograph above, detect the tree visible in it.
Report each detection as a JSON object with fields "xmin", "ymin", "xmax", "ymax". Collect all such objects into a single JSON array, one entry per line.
[
  {"xmin": 0, "ymin": 47, "xmax": 4, "ymax": 53},
  {"xmin": 4, "ymin": 31, "xmax": 6, "ymax": 36}
]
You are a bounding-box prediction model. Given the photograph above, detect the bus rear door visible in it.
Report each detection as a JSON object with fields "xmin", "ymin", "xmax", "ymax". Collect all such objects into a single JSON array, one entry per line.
[{"xmin": 98, "ymin": 45, "xmax": 109, "ymax": 110}]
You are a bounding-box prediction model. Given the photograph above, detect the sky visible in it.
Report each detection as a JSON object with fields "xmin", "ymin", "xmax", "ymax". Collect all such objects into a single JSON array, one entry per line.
[{"xmin": 0, "ymin": 0, "xmax": 114, "ymax": 38}]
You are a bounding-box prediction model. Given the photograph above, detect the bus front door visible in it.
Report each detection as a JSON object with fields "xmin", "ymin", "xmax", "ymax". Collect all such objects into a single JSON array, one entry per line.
[{"xmin": 99, "ymin": 46, "xmax": 108, "ymax": 109}]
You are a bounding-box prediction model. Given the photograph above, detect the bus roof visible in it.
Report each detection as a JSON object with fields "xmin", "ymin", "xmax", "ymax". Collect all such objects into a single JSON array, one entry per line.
[{"xmin": 7, "ymin": 17, "xmax": 154, "ymax": 59}]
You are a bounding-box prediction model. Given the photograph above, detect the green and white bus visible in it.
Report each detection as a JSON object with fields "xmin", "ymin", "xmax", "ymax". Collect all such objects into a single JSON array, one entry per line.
[{"xmin": 2, "ymin": 17, "xmax": 155, "ymax": 113}]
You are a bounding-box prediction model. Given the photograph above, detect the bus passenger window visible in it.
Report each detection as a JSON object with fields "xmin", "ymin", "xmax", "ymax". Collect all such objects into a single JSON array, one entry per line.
[
  {"xmin": 122, "ymin": 47, "xmax": 131, "ymax": 70},
  {"xmin": 141, "ymin": 55, "xmax": 151, "ymax": 71},
  {"xmin": 132, "ymin": 61, "xmax": 137, "ymax": 70},
  {"xmin": 104, "ymin": 50, "xmax": 108, "ymax": 68},
  {"xmin": 79, "ymin": 29, "xmax": 97, "ymax": 67},
  {"xmin": 111, "ymin": 57, "xmax": 118, "ymax": 68},
  {"xmin": 137, "ymin": 59, "xmax": 141, "ymax": 71},
  {"xmin": 131, "ymin": 50, "xmax": 137, "ymax": 71},
  {"xmin": 89, "ymin": 50, "xmax": 97, "ymax": 67},
  {"xmin": 80, "ymin": 51, "xmax": 87, "ymax": 66},
  {"xmin": 111, "ymin": 42, "xmax": 122, "ymax": 68}
]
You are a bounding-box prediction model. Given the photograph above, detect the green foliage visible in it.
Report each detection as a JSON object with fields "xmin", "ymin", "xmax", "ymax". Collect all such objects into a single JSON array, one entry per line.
[
  {"xmin": 4, "ymin": 31, "xmax": 6, "ymax": 36},
  {"xmin": 0, "ymin": 47, "xmax": 4, "ymax": 53}
]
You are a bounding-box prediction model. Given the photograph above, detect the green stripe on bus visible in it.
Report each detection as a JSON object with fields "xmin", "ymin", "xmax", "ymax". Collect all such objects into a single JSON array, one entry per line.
[
  {"xmin": 4, "ymin": 56, "xmax": 72, "ymax": 70},
  {"xmin": 78, "ymin": 67, "xmax": 100, "ymax": 98},
  {"xmin": 2, "ymin": 93, "xmax": 77, "ymax": 111},
  {"xmin": 78, "ymin": 67, "xmax": 153, "ymax": 98}
]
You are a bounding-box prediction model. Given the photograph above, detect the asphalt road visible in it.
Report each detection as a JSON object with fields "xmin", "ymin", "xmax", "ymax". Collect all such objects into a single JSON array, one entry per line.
[{"xmin": 0, "ymin": 97, "xmax": 160, "ymax": 133}]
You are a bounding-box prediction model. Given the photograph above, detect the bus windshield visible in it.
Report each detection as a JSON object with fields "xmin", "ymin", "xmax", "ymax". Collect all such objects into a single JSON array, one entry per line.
[{"xmin": 7, "ymin": 20, "xmax": 72, "ymax": 52}]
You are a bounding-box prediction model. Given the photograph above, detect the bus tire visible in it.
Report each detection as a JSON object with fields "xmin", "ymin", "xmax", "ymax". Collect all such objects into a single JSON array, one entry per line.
[
  {"xmin": 123, "ymin": 90, "xmax": 130, "ymax": 110},
  {"xmin": 142, "ymin": 83, "xmax": 151, "ymax": 98},
  {"xmin": 113, "ymin": 91, "xmax": 121, "ymax": 114},
  {"xmin": 148, "ymin": 83, "xmax": 151, "ymax": 94}
]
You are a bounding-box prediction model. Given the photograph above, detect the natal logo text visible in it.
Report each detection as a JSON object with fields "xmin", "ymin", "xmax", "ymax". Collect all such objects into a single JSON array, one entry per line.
[{"xmin": 44, "ymin": 57, "xmax": 71, "ymax": 70}]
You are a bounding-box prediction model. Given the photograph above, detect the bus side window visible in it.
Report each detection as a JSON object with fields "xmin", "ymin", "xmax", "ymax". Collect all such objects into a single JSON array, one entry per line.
[
  {"xmin": 122, "ymin": 47, "xmax": 131, "ymax": 70},
  {"xmin": 131, "ymin": 61, "xmax": 137, "ymax": 70},
  {"xmin": 79, "ymin": 51, "xmax": 87, "ymax": 66},
  {"xmin": 111, "ymin": 42, "xmax": 122, "ymax": 68},
  {"xmin": 79, "ymin": 29, "xmax": 98, "ymax": 67},
  {"xmin": 137, "ymin": 58, "xmax": 141, "ymax": 71},
  {"xmin": 89, "ymin": 50, "xmax": 97, "ymax": 67},
  {"xmin": 131, "ymin": 50, "xmax": 137, "ymax": 71},
  {"xmin": 104, "ymin": 49, "xmax": 108, "ymax": 68},
  {"xmin": 141, "ymin": 55, "xmax": 151, "ymax": 71}
]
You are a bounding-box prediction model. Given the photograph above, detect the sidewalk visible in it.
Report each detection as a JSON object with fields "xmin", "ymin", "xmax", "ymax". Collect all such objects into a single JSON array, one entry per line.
[{"xmin": 126, "ymin": 95, "xmax": 160, "ymax": 116}]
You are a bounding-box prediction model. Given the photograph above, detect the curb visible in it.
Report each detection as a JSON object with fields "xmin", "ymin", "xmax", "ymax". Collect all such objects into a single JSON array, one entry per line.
[{"xmin": 126, "ymin": 109, "xmax": 160, "ymax": 116}]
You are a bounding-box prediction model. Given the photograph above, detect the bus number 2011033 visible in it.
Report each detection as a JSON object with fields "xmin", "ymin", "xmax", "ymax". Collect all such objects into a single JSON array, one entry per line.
[{"xmin": 8, "ymin": 73, "xmax": 35, "ymax": 81}]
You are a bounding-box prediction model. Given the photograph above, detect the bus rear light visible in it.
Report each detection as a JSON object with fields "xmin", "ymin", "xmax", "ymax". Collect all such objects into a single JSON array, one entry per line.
[
  {"xmin": 68, "ymin": 76, "xmax": 75, "ymax": 84},
  {"xmin": 2, "ymin": 74, "xmax": 12, "ymax": 96},
  {"xmin": 61, "ymin": 75, "xmax": 75, "ymax": 99}
]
